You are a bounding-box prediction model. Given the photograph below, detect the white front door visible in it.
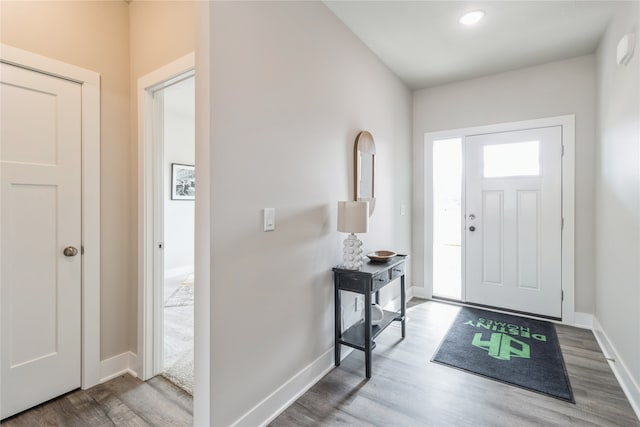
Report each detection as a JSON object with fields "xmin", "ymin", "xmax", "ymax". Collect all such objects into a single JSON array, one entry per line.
[
  {"xmin": 1, "ymin": 63, "xmax": 82, "ymax": 419},
  {"xmin": 465, "ymin": 126, "xmax": 562, "ymax": 318}
]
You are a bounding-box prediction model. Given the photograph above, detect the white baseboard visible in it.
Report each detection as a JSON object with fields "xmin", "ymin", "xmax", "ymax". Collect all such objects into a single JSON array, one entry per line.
[
  {"xmin": 411, "ymin": 285, "xmax": 430, "ymax": 299},
  {"xmin": 99, "ymin": 351, "xmax": 139, "ymax": 384},
  {"xmin": 230, "ymin": 284, "xmax": 419, "ymax": 426},
  {"xmin": 406, "ymin": 285, "xmax": 415, "ymax": 301},
  {"xmin": 128, "ymin": 352, "xmax": 139, "ymax": 378},
  {"xmin": 231, "ymin": 347, "xmax": 348, "ymax": 427},
  {"xmin": 572, "ymin": 312, "xmax": 593, "ymax": 329},
  {"xmin": 229, "ymin": 285, "xmax": 411, "ymax": 426},
  {"xmin": 592, "ymin": 316, "xmax": 640, "ymax": 420}
]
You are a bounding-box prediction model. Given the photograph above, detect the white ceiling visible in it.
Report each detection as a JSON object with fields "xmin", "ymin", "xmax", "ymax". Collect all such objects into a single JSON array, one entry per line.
[{"xmin": 324, "ymin": 1, "xmax": 618, "ymax": 89}]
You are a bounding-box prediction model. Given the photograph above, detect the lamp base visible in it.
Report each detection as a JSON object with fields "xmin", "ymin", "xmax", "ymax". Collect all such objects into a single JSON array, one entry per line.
[{"xmin": 343, "ymin": 233, "xmax": 364, "ymax": 270}]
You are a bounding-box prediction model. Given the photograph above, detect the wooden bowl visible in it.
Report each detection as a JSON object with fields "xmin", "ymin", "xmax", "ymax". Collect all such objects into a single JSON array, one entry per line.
[{"xmin": 366, "ymin": 250, "xmax": 397, "ymax": 262}]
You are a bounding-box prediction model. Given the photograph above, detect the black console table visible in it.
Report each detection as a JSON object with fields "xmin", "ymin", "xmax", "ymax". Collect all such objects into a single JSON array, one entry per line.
[{"xmin": 332, "ymin": 255, "xmax": 407, "ymax": 378}]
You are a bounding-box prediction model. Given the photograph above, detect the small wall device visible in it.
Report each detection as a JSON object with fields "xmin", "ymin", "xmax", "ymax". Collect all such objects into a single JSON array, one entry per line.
[{"xmin": 617, "ymin": 32, "xmax": 636, "ymax": 66}]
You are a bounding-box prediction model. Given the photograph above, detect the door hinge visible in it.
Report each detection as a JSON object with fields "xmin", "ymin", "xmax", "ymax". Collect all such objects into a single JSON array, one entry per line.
[
  {"xmin": 561, "ymin": 144, "xmax": 565, "ymax": 156},
  {"xmin": 561, "ymin": 217, "xmax": 564, "ymax": 229},
  {"xmin": 561, "ymin": 290, "xmax": 564, "ymax": 302}
]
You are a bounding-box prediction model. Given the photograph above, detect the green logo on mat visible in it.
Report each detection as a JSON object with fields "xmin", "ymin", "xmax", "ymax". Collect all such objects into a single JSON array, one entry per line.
[
  {"xmin": 472, "ymin": 332, "xmax": 530, "ymax": 360},
  {"xmin": 464, "ymin": 317, "xmax": 548, "ymax": 361}
]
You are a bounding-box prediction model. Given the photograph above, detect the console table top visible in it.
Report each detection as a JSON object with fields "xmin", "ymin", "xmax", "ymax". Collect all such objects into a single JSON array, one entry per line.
[{"xmin": 332, "ymin": 254, "xmax": 407, "ymax": 276}]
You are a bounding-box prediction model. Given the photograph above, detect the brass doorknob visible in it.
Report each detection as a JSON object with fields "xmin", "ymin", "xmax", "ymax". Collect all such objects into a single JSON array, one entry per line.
[{"xmin": 63, "ymin": 246, "xmax": 79, "ymax": 257}]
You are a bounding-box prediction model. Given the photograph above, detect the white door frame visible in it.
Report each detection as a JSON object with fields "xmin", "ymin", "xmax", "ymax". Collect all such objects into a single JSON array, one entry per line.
[
  {"xmin": 424, "ymin": 115, "xmax": 575, "ymax": 324},
  {"xmin": 137, "ymin": 53, "xmax": 195, "ymax": 381},
  {"xmin": 0, "ymin": 44, "xmax": 101, "ymax": 389}
]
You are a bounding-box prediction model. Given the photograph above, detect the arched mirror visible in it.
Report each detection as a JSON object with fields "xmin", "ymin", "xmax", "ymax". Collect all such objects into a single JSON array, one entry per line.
[{"xmin": 354, "ymin": 130, "xmax": 376, "ymax": 215}]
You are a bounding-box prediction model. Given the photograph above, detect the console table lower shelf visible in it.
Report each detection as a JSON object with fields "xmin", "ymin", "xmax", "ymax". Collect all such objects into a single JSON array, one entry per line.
[
  {"xmin": 333, "ymin": 255, "xmax": 407, "ymax": 378},
  {"xmin": 340, "ymin": 310, "xmax": 403, "ymax": 352}
]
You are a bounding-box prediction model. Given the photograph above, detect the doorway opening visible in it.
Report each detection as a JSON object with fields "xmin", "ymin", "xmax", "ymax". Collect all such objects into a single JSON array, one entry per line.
[
  {"xmin": 158, "ymin": 76, "xmax": 195, "ymax": 392},
  {"xmin": 137, "ymin": 53, "xmax": 195, "ymax": 395}
]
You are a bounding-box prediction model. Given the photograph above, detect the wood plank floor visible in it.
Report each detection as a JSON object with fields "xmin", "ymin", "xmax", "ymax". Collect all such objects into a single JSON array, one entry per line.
[
  {"xmin": 271, "ymin": 299, "xmax": 640, "ymax": 427},
  {"xmin": 2, "ymin": 299, "xmax": 637, "ymax": 426},
  {"xmin": 1, "ymin": 375, "xmax": 192, "ymax": 427}
]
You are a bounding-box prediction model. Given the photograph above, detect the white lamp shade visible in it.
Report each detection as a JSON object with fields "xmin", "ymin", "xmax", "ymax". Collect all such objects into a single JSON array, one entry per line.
[{"xmin": 337, "ymin": 201, "xmax": 369, "ymax": 233}]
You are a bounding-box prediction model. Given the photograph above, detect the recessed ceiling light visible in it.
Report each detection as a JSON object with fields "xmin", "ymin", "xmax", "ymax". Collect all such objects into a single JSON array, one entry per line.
[{"xmin": 459, "ymin": 10, "xmax": 485, "ymax": 26}]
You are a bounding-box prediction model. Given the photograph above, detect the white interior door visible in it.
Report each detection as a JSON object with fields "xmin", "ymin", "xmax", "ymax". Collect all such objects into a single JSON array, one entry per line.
[
  {"xmin": 465, "ymin": 126, "xmax": 562, "ymax": 318},
  {"xmin": 1, "ymin": 63, "xmax": 82, "ymax": 419}
]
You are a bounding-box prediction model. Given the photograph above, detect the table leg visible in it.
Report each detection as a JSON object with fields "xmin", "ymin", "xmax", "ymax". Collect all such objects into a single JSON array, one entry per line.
[
  {"xmin": 335, "ymin": 278, "xmax": 341, "ymax": 367},
  {"xmin": 401, "ymin": 275, "xmax": 406, "ymax": 338},
  {"xmin": 364, "ymin": 288, "xmax": 372, "ymax": 378}
]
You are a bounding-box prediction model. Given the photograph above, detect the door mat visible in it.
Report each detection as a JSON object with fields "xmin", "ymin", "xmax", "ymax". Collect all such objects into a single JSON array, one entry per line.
[{"xmin": 431, "ymin": 307, "xmax": 574, "ymax": 402}]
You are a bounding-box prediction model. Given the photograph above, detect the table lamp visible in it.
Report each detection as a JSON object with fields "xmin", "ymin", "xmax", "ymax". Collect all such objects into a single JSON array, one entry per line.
[{"xmin": 337, "ymin": 201, "xmax": 369, "ymax": 269}]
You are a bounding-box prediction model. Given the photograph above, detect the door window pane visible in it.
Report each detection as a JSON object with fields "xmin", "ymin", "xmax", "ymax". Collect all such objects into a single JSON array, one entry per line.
[{"xmin": 483, "ymin": 141, "xmax": 540, "ymax": 178}]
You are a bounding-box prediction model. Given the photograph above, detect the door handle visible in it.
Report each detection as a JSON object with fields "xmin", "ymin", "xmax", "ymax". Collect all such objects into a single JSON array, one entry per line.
[
  {"xmin": 63, "ymin": 246, "xmax": 79, "ymax": 257},
  {"xmin": 469, "ymin": 226, "xmax": 476, "ymax": 232}
]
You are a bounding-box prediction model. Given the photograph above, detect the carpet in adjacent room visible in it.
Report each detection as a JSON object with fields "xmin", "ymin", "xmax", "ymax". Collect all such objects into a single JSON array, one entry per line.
[{"xmin": 162, "ymin": 275, "xmax": 194, "ymax": 394}]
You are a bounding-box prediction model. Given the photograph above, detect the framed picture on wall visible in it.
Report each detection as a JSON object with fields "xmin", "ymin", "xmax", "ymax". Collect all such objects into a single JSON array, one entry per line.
[{"xmin": 171, "ymin": 163, "xmax": 195, "ymax": 200}]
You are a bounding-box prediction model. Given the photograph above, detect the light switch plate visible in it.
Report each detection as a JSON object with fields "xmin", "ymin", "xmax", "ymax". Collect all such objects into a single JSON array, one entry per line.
[{"xmin": 264, "ymin": 208, "xmax": 275, "ymax": 231}]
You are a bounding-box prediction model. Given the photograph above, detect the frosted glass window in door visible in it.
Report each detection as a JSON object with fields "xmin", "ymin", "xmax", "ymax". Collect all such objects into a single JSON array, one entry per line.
[{"xmin": 483, "ymin": 140, "xmax": 540, "ymax": 178}]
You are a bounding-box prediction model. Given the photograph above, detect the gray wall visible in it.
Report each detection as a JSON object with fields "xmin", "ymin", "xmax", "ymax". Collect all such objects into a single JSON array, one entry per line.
[
  {"xmin": 208, "ymin": 2, "xmax": 412, "ymax": 425},
  {"xmin": 595, "ymin": 1, "xmax": 640, "ymax": 391},
  {"xmin": 412, "ymin": 55, "xmax": 597, "ymax": 314}
]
